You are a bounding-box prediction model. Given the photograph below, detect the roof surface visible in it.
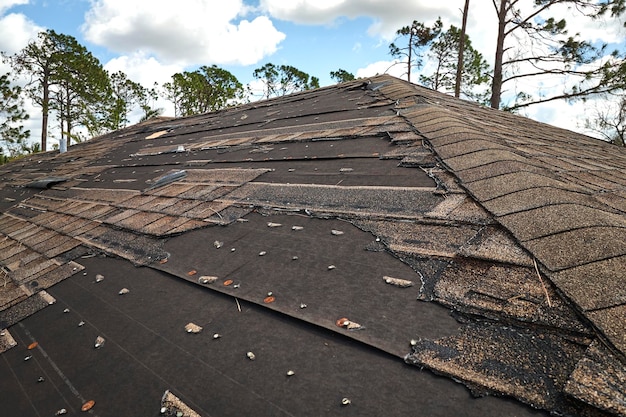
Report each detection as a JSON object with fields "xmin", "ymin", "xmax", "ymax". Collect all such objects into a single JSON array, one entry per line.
[{"xmin": 1, "ymin": 75, "xmax": 624, "ymax": 417}]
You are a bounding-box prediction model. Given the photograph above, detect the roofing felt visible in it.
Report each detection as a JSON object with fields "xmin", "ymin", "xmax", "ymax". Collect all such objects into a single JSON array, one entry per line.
[{"xmin": 0, "ymin": 75, "xmax": 624, "ymax": 417}]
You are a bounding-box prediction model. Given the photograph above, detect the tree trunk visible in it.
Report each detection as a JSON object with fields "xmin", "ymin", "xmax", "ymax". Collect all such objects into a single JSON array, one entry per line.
[
  {"xmin": 490, "ymin": 0, "xmax": 507, "ymax": 109},
  {"xmin": 455, "ymin": 0, "xmax": 470, "ymax": 98},
  {"xmin": 41, "ymin": 73, "xmax": 49, "ymax": 152},
  {"xmin": 66, "ymin": 92, "xmax": 71, "ymax": 147},
  {"xmin": 407, "ymin": 29, "xmax": 413, "ymax": 83}
]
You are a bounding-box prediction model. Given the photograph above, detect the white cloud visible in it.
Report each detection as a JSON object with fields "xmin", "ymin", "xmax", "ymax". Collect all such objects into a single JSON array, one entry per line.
[
  {"xmin": 260, "ymin": 0, "xmax": 457, "ymax": 39},
  {"xmin": 0, "ymin": 12, "xmax": 42, "ymax": 55},
  {"xmin": 247, "ymin": 78, "xmax": 268, "ymax": 101},
  {"xmin": 0, "ymin": 4, "xmax": 45, "ymax": 149},
  {"xmin": 524, "ymin": 1, "xmax": 625, "ymax": 45},
  {"xmin": 104, "ymin": 52, "xmax": 182, "ymax": 87},
  {"xmin": 356, "ymin": 59, "xmax": 406, "ymax": 79},
  {"xmin": 82, "ymin": 0, "xmax": 286, "ymax": 66},
  {"xmin": 104, "ymin": 52, "xmax": 181, "ymax": 118},
  {"xmin": 0, "ymin": 0, "xmax": 28, "ymax": 15}
]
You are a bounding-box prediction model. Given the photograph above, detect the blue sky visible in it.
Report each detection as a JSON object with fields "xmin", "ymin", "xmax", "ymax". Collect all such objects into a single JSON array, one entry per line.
[
  {"xmin": 2, "ymin": 0, "xmax": 410, "ymax": 87},
  {"xmin": 1, "ymin": 0, "xmax": 624, "ymax": 149}
]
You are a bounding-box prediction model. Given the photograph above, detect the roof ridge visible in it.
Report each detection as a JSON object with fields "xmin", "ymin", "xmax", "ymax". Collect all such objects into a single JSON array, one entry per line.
[{"xmin": 380, "ymin": 78, "xmax": 626, "ymax": 365}]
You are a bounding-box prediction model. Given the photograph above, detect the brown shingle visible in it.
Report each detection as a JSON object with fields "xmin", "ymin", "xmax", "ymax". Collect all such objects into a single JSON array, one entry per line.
[
  {"xmin": 481, "ymin": 187, "xmax": 603, "ymax": 217},
  {"xmin": 552, "ymin": 255, "xmax": 626, "ymax": 311},
  {"xmin": 565, "ymin": 341, "xmax": 626, "ymax": 416},
  {"xmin": 524, "ymin": 226, "xmax": 626, "ymax": 271},
  {"xmin": 499, "ymin": 204, "xmax": 626, "ymax": 241},
  {"xmin": 595, "ymin": 190, "xmax": 626, "ymax": 213},
  {"xmin": 445, "ymin": 149, "xmax": 530, "ymax": 172},
  {"xmin": 588, "ymin": 305, "xmax": 626, "ymax": 355},
  {"xmin": 465, "ymin": 171, "xmax": 583, "ymax": 202},
  {"xmin": 435, "ymin": 139, "xmax": 513, "ymax": 160}
]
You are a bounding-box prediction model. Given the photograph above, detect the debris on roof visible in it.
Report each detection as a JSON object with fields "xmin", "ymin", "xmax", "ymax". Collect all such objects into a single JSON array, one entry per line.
[
  {"xmin": 184, "ymin": 323, "xmax": 202, "ymax": 334},
  {"xmin": 161, "ymin": 390, "xmax": 202, "ymax": 417},
  {"xmin": 1, "ymin": 75, "xmax": 624, "ymax": 417}
]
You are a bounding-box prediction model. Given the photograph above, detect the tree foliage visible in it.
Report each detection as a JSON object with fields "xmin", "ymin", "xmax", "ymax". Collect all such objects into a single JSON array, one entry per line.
[
  {"xmin": 2, "ymin": 30, "xmax": 58, "ymax": 151},
  {"xmin": 389, "ymin": 19, "xmax": 443, "ymax": 82},
  {"xmin": 419, "ymin": 25, "xmax": 491, "ymax": 104},
  {"xmin": 2, "ymin": 30, "xmax": 110, "ymax": 150},
  {"xmin": 49, "ymin": 33, "xmax": 109, "ymax": 146},
  {"xmin": 253, "ymin": 63, "xmax": 320, "ymax": 99},
  {"xmin": 0, "ymin": 73, "xmax": 30, "ymax": 162},
  {"xmin": 107, "ymin": 71, "xmax": 143, "ymax": 130},
  {"xmin": 490, "ymin": 0, "xmax": 626, "ymax": 110},
  {"xmin": 330, "ymin": 69, "xmax": 356, "ymax": 83},
  {"xmin": 94, "ymin": 72, "xmax": 162, "ymax": 135},
  {"xmin": 137, "ymin": 82, "xmax": 162, "ymax": 122},
  {"xmin": 585, "ymin": 96, "xmax": 626, "ymax": 146},
  {"xmin": 163, "ymin": 65, "xmax": 246, "ymax": 117}
]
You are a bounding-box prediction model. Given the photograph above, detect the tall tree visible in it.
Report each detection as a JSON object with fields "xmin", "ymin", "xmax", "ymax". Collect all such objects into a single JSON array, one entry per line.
[
  {"xmin": 277, "ymin": 65, "xmax": 319, "ymax": 95},
  {"xmin": 389, "ymin": 19, "xmax": 443, "ymax": 83},
  {"xmin": 163, "ymin": 65, "xmax": 245, "ymax": 117},
  {"xmin": 0, "ymin": 73, "xmax": 30, "ymax": 161},
  {"xmin": 253, "ymin": 63, "xmax": 279, "ymax": 99},
  {"xmin": 330, "ymin": 69, "xmax": 355, "ymax": 83},
  {"xmin": 136, "ymin": 82, "xmax": 162, "ymax": 122},
  {"xmin": 253, "ymin": 63, "xmax": 319, "ymax": 98},
  {"xmin": 2, "ymin": 30, "xmax": 109, "ymax": 150},
  {"xmin": 419, "ymin": 25, "xmax": 491, "ymax": 104},
  {"xmin": 100, "ymin": 72, "xmax": 162, "ymax": 130},
  {"xmin": 2, "ymin": 30, "xmax": 60, "ymax": 151},
  {"xmin": 107, "ymin": 71, "xmax": 141, "ymax": 130},
  {"xmin": 49, "ymin": 34, "xmax": 109, "ymax": 146},
  {"xmin": 489, "ymin": 0, "xmax": 626, "ymax": 110}
]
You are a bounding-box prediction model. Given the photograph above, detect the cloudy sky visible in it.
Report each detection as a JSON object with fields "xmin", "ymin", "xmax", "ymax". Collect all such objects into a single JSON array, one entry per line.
[{"xmin": 1, "ymin": 0, "xmax": 624, "ymax": 149}]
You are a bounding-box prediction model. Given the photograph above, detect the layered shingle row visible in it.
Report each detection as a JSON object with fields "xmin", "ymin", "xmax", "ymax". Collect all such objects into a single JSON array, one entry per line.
[{"xmin": 1, "ymin": 75, "xmax": 624, "ymax": 416}]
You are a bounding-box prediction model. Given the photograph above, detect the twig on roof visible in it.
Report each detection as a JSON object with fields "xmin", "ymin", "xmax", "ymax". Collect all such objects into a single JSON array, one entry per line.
[
  {"xmin": 533, "ymin": 258, "xmax": 552, "ymax": 308},
  {"xmin": 1, "ymin": 269, "xmax": 8, "ymax": 288},
  {"xmin": 206, "ymin": 207, "xmax": 224, "ymax": 221}
]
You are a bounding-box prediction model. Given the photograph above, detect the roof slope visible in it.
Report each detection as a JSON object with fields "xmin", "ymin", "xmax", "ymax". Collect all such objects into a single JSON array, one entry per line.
[{"xmin": 0, "ymin": 75, "xmax": 624, "ymax": 416}]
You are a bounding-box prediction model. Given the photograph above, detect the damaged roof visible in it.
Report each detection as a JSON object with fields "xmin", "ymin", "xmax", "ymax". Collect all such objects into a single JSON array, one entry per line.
[{"xmin": 1, "ymin": 74, "xmax": 625, "ymax": 417}]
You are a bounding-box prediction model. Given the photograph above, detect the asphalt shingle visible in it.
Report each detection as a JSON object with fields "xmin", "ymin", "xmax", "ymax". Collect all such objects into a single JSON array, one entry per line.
[{"xmin": 1, "ymin": 75, "xmax": 624, "ymax": 417}]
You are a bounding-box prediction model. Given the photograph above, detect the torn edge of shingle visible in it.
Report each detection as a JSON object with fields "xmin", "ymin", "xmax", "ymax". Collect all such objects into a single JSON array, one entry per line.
[
  {"xmin": 0, "ymin": 290, "xmax": 56, "ymax": 331},
  {"xmin": 145, "ymin": 170, "xmax": 187, "ymax": 191},
  {"xmin": 0, "ymin": 328, "xmax": 17, "ymax": 353},
  {"xmin": 366, "ymin": 79, "xmax": 392, "ymax": 92},
  {"xmin": 25, "ymin": 177, "xmax": 69, "ymax": 189},
  {"xmin": 405, "ymin": 321, "xmax": 596, "ymax": 416},
  {"xmin": 76, "ymin": 226, "xmax": 168, "ymax": 266},
  {"xmin": 564, "ymin": 340, "xmax": 626, "ymax": 416},
  {"xmin": 160, "ymin": 390, "xmax": 202, "ymax": 417}
]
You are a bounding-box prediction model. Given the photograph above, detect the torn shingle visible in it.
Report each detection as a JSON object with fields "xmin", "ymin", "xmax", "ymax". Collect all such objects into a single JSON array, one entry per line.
[{"xmin": 1, "ymin": 74, "xmax": 624, "ymax": 417}]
